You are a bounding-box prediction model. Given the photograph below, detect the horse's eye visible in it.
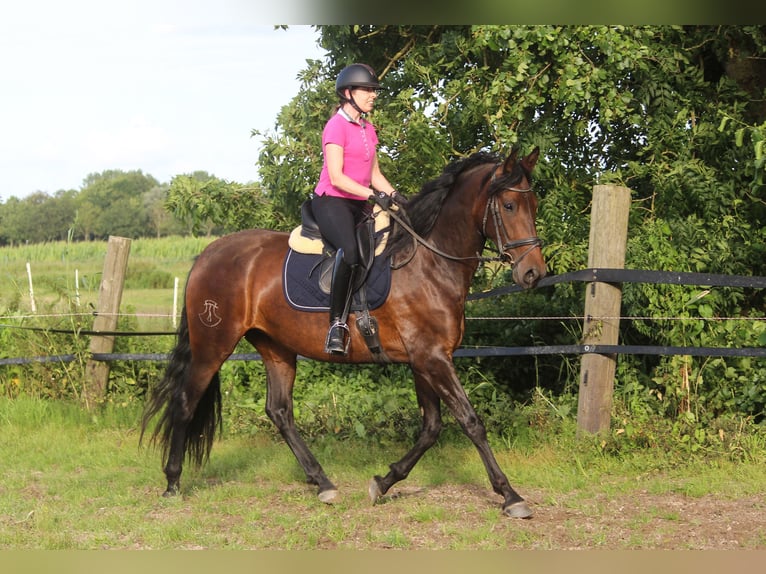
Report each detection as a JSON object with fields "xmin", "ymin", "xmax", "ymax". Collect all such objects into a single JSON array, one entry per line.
[{"xmin": 503, "ymin": 201, "xmax": 516, "ymax": 212}]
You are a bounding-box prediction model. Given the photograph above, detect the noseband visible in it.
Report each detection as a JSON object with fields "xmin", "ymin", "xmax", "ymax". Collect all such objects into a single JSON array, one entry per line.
[{"xmin": 481, "ymin": 166, "xmax": 543, "ymax": 267}]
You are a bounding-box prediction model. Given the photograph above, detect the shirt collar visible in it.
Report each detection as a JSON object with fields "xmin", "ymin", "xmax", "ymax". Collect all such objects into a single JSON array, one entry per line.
[{"xmin": 337, "ymin": 108, "xmax": 366, "ymax": 127}]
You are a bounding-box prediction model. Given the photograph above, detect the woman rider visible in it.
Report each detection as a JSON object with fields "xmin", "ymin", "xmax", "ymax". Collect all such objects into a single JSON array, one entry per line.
[{"xmin": 311, "ymin": 63, "xmax": 406, "ymax": 355}]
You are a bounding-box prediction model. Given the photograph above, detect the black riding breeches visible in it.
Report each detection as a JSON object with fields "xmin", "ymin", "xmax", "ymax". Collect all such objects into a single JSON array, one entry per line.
[{"xmin": 311, "ymin": 195, "xmax": 369, "ymax": 265}]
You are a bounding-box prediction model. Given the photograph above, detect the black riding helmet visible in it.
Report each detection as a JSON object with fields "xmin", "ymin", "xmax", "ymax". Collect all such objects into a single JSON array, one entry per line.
[
  {"xmin": 335, "ymin": 63, "xmax": 381, "ymax": 98},
  {"xmin": 335, "ymin": 64, "xmax": 380, "ymax": 115}
]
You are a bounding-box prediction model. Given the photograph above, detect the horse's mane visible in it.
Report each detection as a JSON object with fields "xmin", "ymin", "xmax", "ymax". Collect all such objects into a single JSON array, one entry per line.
[{"xmin": 384, "ymin": 151, "xmax": 530, "ymax": 258}]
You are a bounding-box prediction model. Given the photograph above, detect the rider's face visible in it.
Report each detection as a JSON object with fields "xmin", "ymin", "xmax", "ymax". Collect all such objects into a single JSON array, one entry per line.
[{"xmin": 350, "ymin": 87, "xmax": 378, "ymax": 112}]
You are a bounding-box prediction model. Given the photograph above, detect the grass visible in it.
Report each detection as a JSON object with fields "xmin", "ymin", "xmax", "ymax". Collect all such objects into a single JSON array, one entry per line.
[{"xmin": 1, "ymin": 395, "xmax": 765, "ymax": 550}]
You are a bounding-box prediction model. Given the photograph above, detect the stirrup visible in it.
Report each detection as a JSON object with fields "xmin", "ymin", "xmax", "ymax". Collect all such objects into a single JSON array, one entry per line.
[{"xmin": 324, "ymin": 321, "xmax": 350, "ymax": 355}]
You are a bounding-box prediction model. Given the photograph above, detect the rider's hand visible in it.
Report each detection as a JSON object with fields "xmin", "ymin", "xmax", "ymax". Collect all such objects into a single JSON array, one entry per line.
[{"xmin": 369, "ymin": 190, "xmax": 394, "ymax": 210}]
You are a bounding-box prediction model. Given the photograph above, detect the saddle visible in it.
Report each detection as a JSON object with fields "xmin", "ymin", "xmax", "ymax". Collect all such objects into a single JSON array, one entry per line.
[
  {"xmin": 289, "ymin": 201, "xmax": 390, "ymax": 260},
  {"xmin": 283, "ymin": 200, "xmax": 392, "ymax": 358}
]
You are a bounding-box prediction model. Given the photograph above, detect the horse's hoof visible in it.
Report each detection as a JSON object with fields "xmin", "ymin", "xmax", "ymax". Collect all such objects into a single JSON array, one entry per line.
[
  {"xmin": 503, "ymin": 501, "xmax": 533, "ymax": 519},
  {"xmin": 368, "ymin": 478, "xmax": 383, "ymax": 505},
  {"xmin": 318, "ymin": 489, "xmax": 339, "ymax": 504},
  {"xmin": 162, "ymin": 485, "xmax": 179, "ymax": 498}
]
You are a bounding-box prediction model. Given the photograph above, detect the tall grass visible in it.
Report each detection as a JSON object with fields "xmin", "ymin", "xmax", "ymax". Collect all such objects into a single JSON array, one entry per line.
[
  {"xmin": 0, "ymin": 235, "xmax": 216, "ymax": 323},
  {"xmin": 0, "ymin": 235, "xmax": 215, "ymax": 265}
]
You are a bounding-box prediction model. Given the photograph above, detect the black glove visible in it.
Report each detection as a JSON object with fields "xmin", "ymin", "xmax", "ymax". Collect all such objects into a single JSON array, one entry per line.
[
  {"xmin": 391, "ymin": 191, "xmax": 409, "ymax": 208},
  {"xmin": 369, "ymin": 190, "xmax": 393, "ymax": 210}
]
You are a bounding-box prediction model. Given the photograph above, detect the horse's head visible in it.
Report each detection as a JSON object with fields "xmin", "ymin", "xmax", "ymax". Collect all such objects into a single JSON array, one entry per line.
[{"xmin": 482, "ymin": 147, "xmax": 546, "ymax": 289}]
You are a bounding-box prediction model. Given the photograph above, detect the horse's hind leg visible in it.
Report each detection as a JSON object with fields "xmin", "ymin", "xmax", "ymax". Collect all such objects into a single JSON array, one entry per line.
[
  {"xmin": 142, "ymin": 307, "xmax": 227, "ymax": 498},
  {"xmin": 162, "ymin": 362, "xmax": 223, "ymax": 496},
  {"xmin": 254, "ymin": 338, "xmax": 338, "ymax": 503}
]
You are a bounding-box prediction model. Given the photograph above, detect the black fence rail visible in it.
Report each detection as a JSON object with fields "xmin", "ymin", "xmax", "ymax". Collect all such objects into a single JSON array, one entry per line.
[{"xmin": 1, "ymin": 267, "xmax": 765, "ymax": 366}]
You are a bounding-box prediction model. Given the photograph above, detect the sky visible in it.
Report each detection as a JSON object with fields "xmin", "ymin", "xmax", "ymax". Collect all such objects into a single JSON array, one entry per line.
[{"xmin": 0, "ymin": 1, "xmax": 325, "ymax": 202}]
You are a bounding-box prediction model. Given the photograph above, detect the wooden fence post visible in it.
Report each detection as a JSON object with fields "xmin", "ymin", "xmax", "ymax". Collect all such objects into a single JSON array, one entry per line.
[
  {"xmin": 577, "ymin": 185, "xmax": 631, "ymax": 434},
  {"xmin": 83, "ymin": 236, "xmax": 131, "ymax": 409}
]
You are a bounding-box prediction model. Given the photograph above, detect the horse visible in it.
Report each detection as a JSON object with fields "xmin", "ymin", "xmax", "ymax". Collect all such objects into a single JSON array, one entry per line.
[{"xmin": 141, "ymin": 147, "xmax": 546, "ymax": 518}]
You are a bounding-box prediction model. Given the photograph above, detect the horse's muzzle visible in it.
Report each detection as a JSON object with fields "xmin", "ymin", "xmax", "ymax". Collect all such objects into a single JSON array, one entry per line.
[{"xmin": 519, "ymin": 265, "xmax": 545, "ymax": 289}]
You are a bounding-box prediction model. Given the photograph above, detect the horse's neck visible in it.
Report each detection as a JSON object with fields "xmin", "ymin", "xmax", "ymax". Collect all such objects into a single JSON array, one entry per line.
[
  {"xmin": 428, "ymin": 197, "xmax": 485, "ymax": 262},
  {"xmin": 411, "ymin": 222, "xmax": 483, "ymax": 296},
  {"xmin": 403, "ymin": 174, "xmax": 486, "ymax": 293}
]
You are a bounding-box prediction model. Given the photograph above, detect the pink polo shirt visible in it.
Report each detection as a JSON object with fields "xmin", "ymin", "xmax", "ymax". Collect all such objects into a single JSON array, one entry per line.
[{"xmin": 314, "ymin": 110, "xmax": 379, "ymax": 200}]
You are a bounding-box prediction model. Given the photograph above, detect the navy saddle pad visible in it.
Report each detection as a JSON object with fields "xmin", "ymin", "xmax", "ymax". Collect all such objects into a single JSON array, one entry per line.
[{"xmin": 282, "ymin": 249, "xmax": 392, "ymax": 313}]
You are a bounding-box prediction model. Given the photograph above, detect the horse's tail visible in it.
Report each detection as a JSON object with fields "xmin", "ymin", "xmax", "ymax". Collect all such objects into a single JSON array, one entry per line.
[{"xmin": 140, "ymin": 306, "xmax": 222, "ymax": 467}]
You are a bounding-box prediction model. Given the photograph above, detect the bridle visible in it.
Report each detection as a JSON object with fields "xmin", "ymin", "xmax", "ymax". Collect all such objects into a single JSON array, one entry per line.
[
  {"xmin": 481, "ymin": 165, "xmax": 543, "ymax": 267},
  {"xmin": 387, "ymin": 162, "xmax": 543, "ymax": 268}
]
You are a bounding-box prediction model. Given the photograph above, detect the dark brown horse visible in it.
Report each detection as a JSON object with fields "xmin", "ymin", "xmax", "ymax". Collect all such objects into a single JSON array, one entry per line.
[{"xmin": 141, "ymin": 147, "xmax": 546, "ymax": 518}]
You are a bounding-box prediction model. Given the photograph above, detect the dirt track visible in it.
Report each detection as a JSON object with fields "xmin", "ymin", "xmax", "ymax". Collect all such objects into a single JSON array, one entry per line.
[{"xmin": 308, "ymin": 483, "xmax": 766, "ymax": 549}]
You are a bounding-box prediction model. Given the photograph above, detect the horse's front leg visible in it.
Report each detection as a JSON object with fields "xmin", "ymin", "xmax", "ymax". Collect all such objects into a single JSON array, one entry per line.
[
  {"xmin": 433, "ymin": 357, "xmax": 532, "ymax": 518},
  {"xmin": 376, "ymin": 356, "xmax": 532, "ymax": 518},
  {"xmin": 369, "ymin": 373, "xmax": 442, "ymax": 502}
]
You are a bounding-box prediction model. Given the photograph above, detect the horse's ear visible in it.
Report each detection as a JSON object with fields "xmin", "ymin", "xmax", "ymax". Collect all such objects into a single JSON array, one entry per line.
[
  {"xmin": 502, "ymin": 148, "xmax": 519, "ymax": 173},
  {"xmin": 520, "ymin": 147, "xmax": 540, "ymax": 173}
]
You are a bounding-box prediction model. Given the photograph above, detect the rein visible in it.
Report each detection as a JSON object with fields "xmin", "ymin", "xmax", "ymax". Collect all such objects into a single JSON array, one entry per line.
[
  {"xmin": 386, "ymin": 207, "xmax": 501, "ymax": 269},
  {"xmin": 388, "ymin": 162, "xmax": 542, "ymax": 269}
]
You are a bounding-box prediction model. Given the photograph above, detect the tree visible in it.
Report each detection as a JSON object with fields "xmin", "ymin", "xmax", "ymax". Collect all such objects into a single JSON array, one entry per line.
[
  {"xmin": 143, "ymin": 183, "xmax": 185, "ymax": 238},
  {"xmin": 165, "ymin": 172, "xmax": 276, "ymax": 237},
  {"xmin": 259, "ymin": 25, "xmax": 764, "ymax": 254},
  {"xmin": 0, "ymin": 190, "xmax": 78, "ymax": 245},
  {"xmin": 75, "ymin": 170, "xmax": 158, "ymax": 240}
]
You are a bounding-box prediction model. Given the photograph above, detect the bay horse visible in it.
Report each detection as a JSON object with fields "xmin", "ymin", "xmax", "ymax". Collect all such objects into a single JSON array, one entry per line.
[{"xmin": 141, "ymin": 147, "xmax": 546, "ymax": 518}]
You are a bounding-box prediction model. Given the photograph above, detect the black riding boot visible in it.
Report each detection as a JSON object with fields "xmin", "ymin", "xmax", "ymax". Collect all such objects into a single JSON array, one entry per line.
[{"xmin": 325, "ymin": 250, "xmax": 357, "ymax": 355}]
